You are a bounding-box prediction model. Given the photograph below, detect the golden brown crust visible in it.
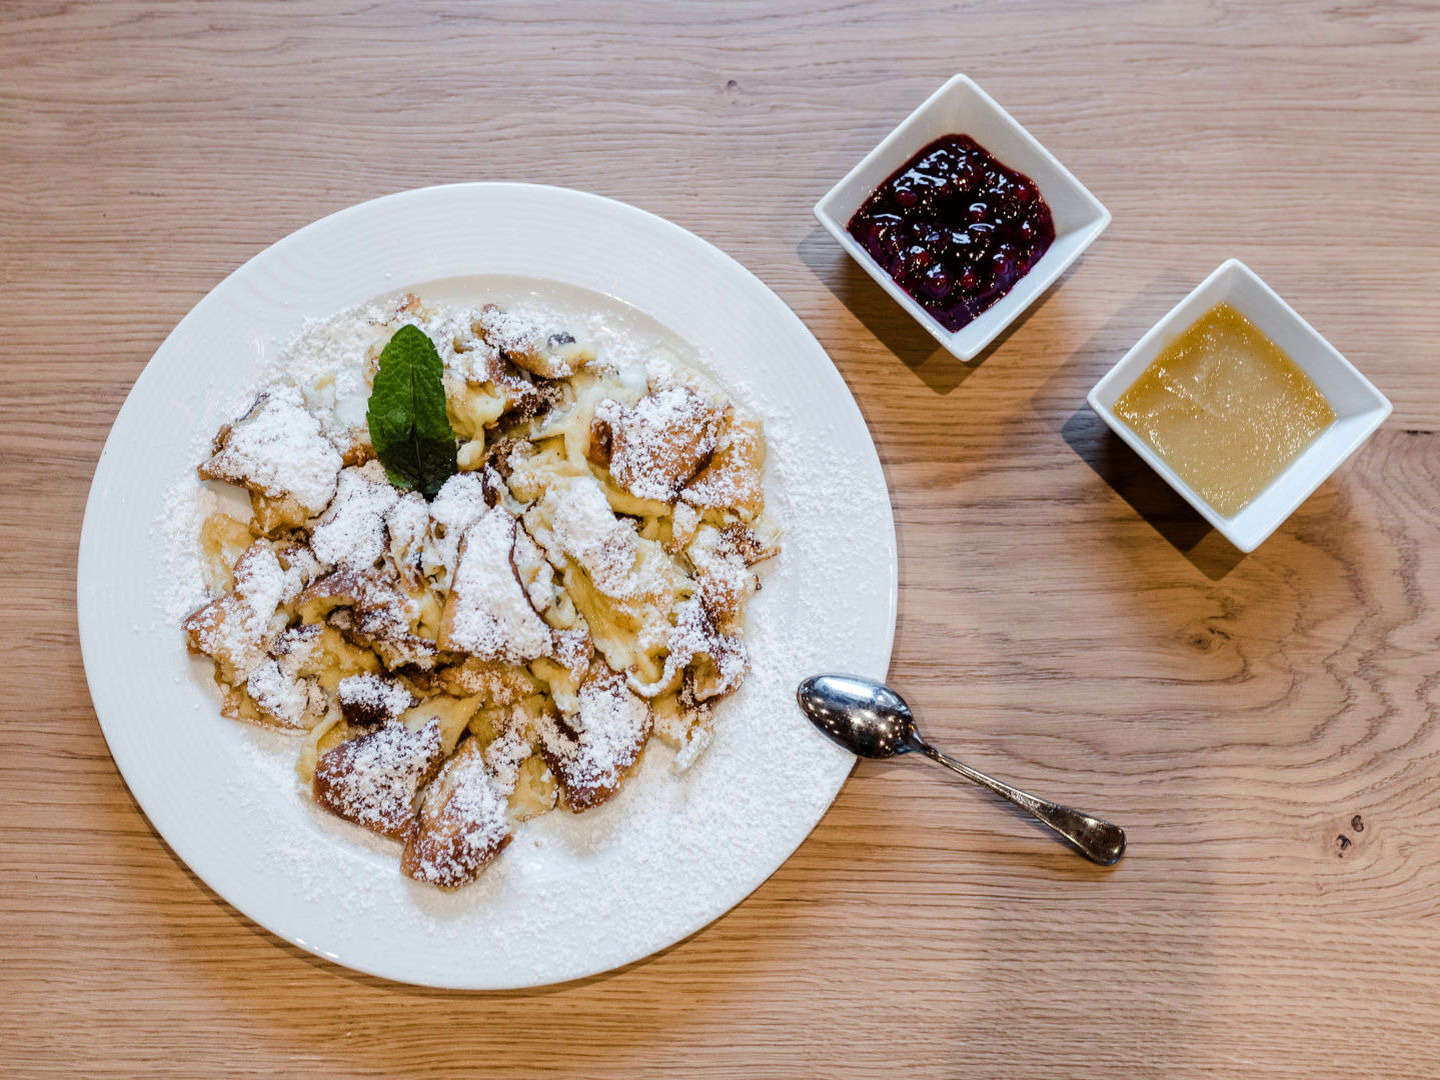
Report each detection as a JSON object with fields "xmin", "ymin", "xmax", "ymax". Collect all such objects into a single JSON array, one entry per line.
[
  {"xmin": 341, "ymin": 442, "xmax": 377, "ymax": 468},
  {"xmin": 312, "ymin": 720, "xmax": 446, "ymax": 839},
  {"xmin": 682, "ymin": 414, "xmax": 765, "ymax": 519},
  {"xmin": 539, "ymin": 661, "xmax": 652, "ymax": 812},
  {"xmin": 590, "ymin": 386, "xmax": 724, "ymax": 503},
  {"xmin": 435, "ymin": 657, "xmax": 540, "ymax": 703},
  {"xmin": 400, "ymin": 742, "xmax": 513, "ymax": 888}
]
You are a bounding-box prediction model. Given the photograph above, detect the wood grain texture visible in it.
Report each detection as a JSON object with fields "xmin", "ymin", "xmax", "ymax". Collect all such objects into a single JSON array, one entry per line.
[{"xmin": 2, "ymin": 1, "xmax": 1438, "ymax": 1077}]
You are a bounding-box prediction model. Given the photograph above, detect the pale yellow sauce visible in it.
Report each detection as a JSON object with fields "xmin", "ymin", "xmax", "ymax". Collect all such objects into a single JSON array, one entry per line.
[{"xmin": 1113, "ymin": 303, "xmax": 1334, "ymax": 517}]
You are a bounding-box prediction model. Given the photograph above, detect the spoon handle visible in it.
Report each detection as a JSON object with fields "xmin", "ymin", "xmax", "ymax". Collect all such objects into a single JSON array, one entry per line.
[{"xmin": 915, "ymin": 742, "xmax": 1126, "ymax": 866}]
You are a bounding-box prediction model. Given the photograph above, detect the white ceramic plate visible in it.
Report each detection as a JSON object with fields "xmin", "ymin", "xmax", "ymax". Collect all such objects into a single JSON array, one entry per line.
[{"xmin": 77, "ymin": 183, "xmax": 897, "ymax": 989}]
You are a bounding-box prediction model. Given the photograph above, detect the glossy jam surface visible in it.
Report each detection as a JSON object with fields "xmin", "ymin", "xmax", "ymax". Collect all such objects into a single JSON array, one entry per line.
[
  {"xmin": 846, "ymin": 134, "xmax": 1055, "ymax": 332},
  {"xmin": 1114, "ymin": 303, "xmax": 1336, "ymax": 518}
]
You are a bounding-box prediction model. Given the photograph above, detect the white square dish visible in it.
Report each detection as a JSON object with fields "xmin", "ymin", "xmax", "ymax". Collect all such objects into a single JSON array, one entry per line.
[
  {"xmin": 814, "ymin": 73, "xmax": 1110, "ymax": 362},
  {"xmin": 1087, "ymin": 259, "xmax": 1392, "ymax": 553}
]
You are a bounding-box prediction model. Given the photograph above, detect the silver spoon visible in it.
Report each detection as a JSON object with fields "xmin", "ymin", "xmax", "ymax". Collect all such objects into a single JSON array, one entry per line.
[{"xmin": 796, "ymin": 674, "xmax": 1126, "ymax": 866}]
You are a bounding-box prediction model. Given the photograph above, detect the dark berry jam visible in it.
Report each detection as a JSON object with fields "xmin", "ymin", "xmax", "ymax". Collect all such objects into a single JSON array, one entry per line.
[{"xmin": 846, "ymin": 134, "xmax": 1055, "ymax": 333}]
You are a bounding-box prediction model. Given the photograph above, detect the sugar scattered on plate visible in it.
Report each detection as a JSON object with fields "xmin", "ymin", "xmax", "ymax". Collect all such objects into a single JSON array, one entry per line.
[{"xmin": 154, "ymin": 281, "xmax": 877, "ymax": 976}]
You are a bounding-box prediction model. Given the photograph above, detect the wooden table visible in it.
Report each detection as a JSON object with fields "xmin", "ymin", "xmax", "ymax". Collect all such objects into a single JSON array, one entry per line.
[{"xmin": 4, "ymin": 2, "xmax": 1438, "ymax": 1076}]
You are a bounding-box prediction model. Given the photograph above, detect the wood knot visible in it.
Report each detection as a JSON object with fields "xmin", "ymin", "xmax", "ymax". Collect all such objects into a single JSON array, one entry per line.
[
  {"xmin": 1351, "ymin": 814, "xmax": 1365, "ymax": 832},
  {"xmin": 1336, "ymin": 834, "xmax": 1352, "ymax": 856},
  {"xmin": 1184, "ymin": 623, "xmax": 1230, "ymax": 653}
]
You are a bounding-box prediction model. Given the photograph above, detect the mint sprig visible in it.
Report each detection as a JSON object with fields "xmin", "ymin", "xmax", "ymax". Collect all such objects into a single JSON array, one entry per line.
[{"xmin": 366, "ymin": 324, "xmax": 458, "ymax": 498}]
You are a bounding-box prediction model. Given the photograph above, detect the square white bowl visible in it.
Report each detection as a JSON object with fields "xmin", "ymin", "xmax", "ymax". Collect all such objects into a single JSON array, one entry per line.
[
  {"xmin": 814, "ymin": 73, "xmax": 1110, "ymax": 362},
  {"xmin": 1087, "ymin": 259, "xmax": 1391, "ymax": 553}
]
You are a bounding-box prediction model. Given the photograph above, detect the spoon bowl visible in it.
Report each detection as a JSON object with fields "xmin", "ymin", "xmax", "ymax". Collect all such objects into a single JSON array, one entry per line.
[
  {"xmin": 796, "ymin": 674, "xmax": 917, "ymax": 758},
  {"xmin": 796, "ymin": 674, "xmax": 1126, "ymax": 866}
]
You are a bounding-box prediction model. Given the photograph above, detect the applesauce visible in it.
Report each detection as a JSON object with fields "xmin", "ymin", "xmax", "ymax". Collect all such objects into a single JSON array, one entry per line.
[{"xmin": 1113, "ymin": 302, "xmax": 1334, "ymax": 517}]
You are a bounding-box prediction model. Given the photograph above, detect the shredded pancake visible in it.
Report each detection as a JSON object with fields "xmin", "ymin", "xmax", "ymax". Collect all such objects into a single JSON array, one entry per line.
[{"xmin": 182, "ymin": 295, "xmax": 779, "ymax": 888}]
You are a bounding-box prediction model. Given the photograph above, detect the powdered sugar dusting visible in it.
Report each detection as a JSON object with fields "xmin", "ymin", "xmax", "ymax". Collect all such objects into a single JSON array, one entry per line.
[
  {"xmin": 440, "ymin": 507, "xmax": 552, "ymax": 661},
  {"xmin": 310, "ymin": 462, "xmax": 400, "ymax": 571},
  {"xmin": 144, "ymin": 271, "xmax": 890, "ymax": 987},
  {"xmin": 541, "ymin": 475, "xmax": 641, "ymax": 597},
  {"xmin": 199, "ymin": 385, "xmax": 342, "ymax": 512},
  {"xmin": 158, "ymin": 479, "xmax": 222, "ymax": 623},
  {"xmin": 594, "ymin": 383, "xmax": 722, "ymax": 502},
  {"xmin": 540, "ymin": 666, "xmax": 650, "ymax": 807},
  {"xmin": 312, "ymin": 719, "xmax": 444, "ymax": 839}
]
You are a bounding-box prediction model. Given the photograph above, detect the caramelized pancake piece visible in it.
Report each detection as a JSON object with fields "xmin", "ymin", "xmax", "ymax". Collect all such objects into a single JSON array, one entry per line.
[
  {"xmin": 199, "ymin": 387, "xmax": 342, "ymax": 515},
  {"xmin": 686, "ymin": 523, "xmax": 760, "ymax": 625},
  {"xmin": 336, "ymin": 673, "xmax": 416, "ymax": 728},
  {"xmin": 535, "ymin": 476, "xmax": 643, "ymax": 594},
  {"xmin": 438, "ymin": 507, "xmax": 553, "ymax": 662},
  {"xmin": 476, "ymin": 304, "xmax": 587, "ymax": 381},
  {"xmin": 590, "ymin": 385, "xmax": 723, "ymax": 503},
  {"xmin": 301, "ymin": 569, "xmax": 437, "ymax": 671},
  {"xmin": 248, "ymin": 491, "xmax": 309, "ymax": 536},
  {"xmin": 309, "ymin": 462, "xmax": 399, "ymax": 572},
  {"xmin": 682, "ymin": 414, "xmax": 765, "ymax": 519},
  {"xmin": 312, "ymin": 718, "xmax": 445, "ymax": 839},
  {"xmin": 239, "ymin": 662, "xmax": 326, "ymax": 730},
  {"xmin": 402, "ymin": 741, "xmax": 513, "ymax": 888},
  {"xmin": 436, "ymin": 657, "xmax": 540, "ymax": 704},
  {"xmin": 234, "ymin": 624, "xmax": 329, "ymax": 731},
  {"xmin": 183, "ymin": 541, "xmax": 311, "ymax": 684},
  {"xmin": 540, "ymin": 662, "xmax": 652, "ymax": 811}
]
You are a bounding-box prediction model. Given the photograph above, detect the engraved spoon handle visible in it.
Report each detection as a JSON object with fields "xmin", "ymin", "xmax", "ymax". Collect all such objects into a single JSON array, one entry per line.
[{"xmin": 914, "ymin": 741, "xmax": 1126, "ymax": 866}]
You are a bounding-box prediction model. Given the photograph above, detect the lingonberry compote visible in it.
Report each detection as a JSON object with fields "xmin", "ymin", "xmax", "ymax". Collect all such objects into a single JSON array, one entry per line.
[{"xmin": 846, "ymin": 134, "xmax": 1055, "ymax": 333}]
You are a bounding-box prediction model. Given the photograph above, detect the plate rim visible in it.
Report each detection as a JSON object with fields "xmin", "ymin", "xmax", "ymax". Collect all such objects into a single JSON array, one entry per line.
[{"xmin": 77, "ymin": 182, "xmax": 897, "ymax": 989}]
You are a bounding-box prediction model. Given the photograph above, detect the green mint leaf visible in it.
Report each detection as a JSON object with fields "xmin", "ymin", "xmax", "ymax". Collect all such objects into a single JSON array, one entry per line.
[{"xmin": 366, "ymin": 324, "xmax": 458, "ymax": 498}]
